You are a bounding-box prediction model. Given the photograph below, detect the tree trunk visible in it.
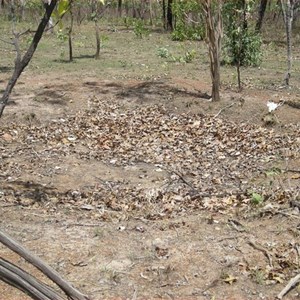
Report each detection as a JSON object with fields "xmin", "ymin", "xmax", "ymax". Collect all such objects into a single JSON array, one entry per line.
[
  {"xmin": 118, "ymin": 0, "xmax": 122, "ymax": 17},
  {"xmin": 0, "ymin": 0, "xmax": 58, "ymax": 118},
  {"xmin": 162, "ymin": 0, "xmax": 167, "ymax": 29},
  {"xmin": 202, "ymin": 0, "xmax": 222, "ymax": 102},
  {"xmin": 255, "ymin": 0, "xmax": 268, "ymax": 32},
  {"xmin": 94, "ymin": 19, "xmax": 100, "ymax": 59},
  {"xmin": 281, "ymin": 0, "xmax": 294, "ymax": 85},
  {"xmin": 167, "ymin": 0, "xmax": 173, "ymax": 30},
  {"xmin": 68, "ymin": 7, "xmax": 74, "ymax": 62},
  {"xmin": 149, "ymin": 0, "xmax": 153, "ymax": 26}
]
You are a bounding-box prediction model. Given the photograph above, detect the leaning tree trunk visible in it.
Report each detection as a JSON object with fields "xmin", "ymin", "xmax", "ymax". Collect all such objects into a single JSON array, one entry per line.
[
  {"xmin": 202, "ymin": 0, "xmax": 223, "ymax": 102},
  {"xmin": 281, "ymin": 0, "xmax": 294, "ymax": 85},
  {"xmin": 0, "ymin": 0, "xmax": 58, "ymax": 118}
]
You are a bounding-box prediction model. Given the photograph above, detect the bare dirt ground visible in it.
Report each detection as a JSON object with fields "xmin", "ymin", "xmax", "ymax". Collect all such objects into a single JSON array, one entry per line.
[{"xmin": 1, "ymin": 61, "xmax": 300, "ymax": 299}]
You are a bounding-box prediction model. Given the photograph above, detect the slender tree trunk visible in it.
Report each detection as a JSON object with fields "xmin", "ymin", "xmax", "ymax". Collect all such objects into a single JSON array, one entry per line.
[
  {"xmin": 68, "ymin": 7, "xmax": 74, "ymax": 62},
  {"xmin": 149, "ymin": 0, "xmax": 153, "ymax": 26},
  {"xmin": 94, "ymin": 19, "xmax": 100, "ymax": 60},
  {"xmin": 256, "ymin": 0, "xmax": 268, "ymax": 32},
  {"xmin": 162, "ymin": 0, "xmax": 167, "ymax": 29},
  {"xmin": 202, "ymin": 0, "xmax": 222, "ymax": 101},
  {"xmin": 281, "ymin": 0, "xmax": 294, "ymax": 85},
  {"xmin": 0, "ymin": 0, "xmax": 58, "ymax": 117},
  {"xmin": 167, "ymin": 0, "xmax": 173, "ymax": 30},
  {"xmin": 118, "ymin": 0, "xmax": 122, "ymax": 17}
]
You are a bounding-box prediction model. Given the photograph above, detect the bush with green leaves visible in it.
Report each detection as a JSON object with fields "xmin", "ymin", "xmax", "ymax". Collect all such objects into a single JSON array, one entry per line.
[
  {"xmin": 157, "ymin": 47, "xmax": 170, "ymax": 59},
  {"xmin": 133, "ymin": 19, "xmax": 149, "ymax": 39},
  {"xmin": 157, "ymin": 47, "xmax": 196, "ymax": 63},
  {"xmin": 222, "ymin": 0, "xmax": 262, "ymax": 67},
  {"xmin": 171, "ymin": 0, "xmax": 205, "ymax": 41}
]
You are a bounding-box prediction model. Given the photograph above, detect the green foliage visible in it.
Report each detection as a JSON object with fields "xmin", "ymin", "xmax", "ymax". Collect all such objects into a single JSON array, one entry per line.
[
  {"xmin": 251, "ymin": 192, "xmax": 264, "ymax": 205},
  {"xmin": 123, "ymin": 16, "xmax": 135, "ymax": 29},
  {"xmin": 25, "ymin": 0, "xmax": 44, "ymax": 10},
  {"xmin": 157, "ymin": 47, "xmax": 170, "ymax": 59},
  {"xmin": 56, "ymin": 30, "xmax": 68, "ymax": 42},
  {"xmin": 183, "ymin": 49, "xmax": 196, "ymax": 63},
  {"xmin": 133, "ymin": 19, "xmax": 149, "ymax": 39},
  {"xmin": 157, "ymin": 47, "xmax": 196, "ymax": 63},
  {"xmin": 222, "ymin": 0, "xmax": 262, "ymax": 67},
  {"xmin": 171, "ymin": 0, "xmax": 204, "ymax": 41}
]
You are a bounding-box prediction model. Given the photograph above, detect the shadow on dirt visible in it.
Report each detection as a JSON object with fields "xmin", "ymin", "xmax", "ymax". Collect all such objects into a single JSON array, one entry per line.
[
  {"xmin": 82, "ymin": 80, "xmax": 211, "ymax": 103},
  {"xmin": 0, "ymin": 66, "xmax": 13, "ymax": 73},
  {"xmin": 34, "ymin": 89, "xmax": 69, "ymax": 105},
  {"xmin": 2, "ymin": 180, "xmax": 58, "ymax": 203},
  {"xmin": 115, "ymin": 81, "xmax": 211, "ymax": 102}
]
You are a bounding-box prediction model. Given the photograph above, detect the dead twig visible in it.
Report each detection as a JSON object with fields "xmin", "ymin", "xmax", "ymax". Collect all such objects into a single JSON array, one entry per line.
[
  {"xmin": 276, "ymin": 273, "xmax": 300, "ymax": 300},
  {"xmin": 213, "ymin": 102, "xmax": 235, "ymax": 119},
  {"xmin": 65, "ymin": 223, "xmax": 105, "ymax": 228},
  {"xmin": 248, "ymin": 239, "xmax": 273, "ymax": 268}
]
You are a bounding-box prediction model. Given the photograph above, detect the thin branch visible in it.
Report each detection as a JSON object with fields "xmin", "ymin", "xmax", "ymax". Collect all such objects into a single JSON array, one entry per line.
[
  {"xmin": 0, "ymin": 37, "xmax": 14, "ymax": 45},
  {"xmin": 213, "ymin": 102, "xmax": 235, "ymax": 119},
  {"xmin": 276, "ymin": 273, "xmax": 300, "ymax": 299}
]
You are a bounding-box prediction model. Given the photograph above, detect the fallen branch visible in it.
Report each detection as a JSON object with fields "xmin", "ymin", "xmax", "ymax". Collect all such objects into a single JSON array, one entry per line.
[
  {"xmin": 0, "ymin": 230, "xmax": 90, "ymax": 300},
  {"xmin": 276, "ymin": 273, "xmax": 300, "ymax": 300},
  {"xmin": 248, "ymin": 239, "xmax": 273, "ymax": 268},
  {"xmin": 213, "ymin": 102, "xmax": 235, "ymax": 119},
  {"xmin": 0, "ymin": 258, "xmax": 64, "ymax": 300}
]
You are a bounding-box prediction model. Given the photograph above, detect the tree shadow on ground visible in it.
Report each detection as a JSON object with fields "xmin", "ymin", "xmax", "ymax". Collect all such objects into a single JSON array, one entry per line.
[
  {"xmin": 53, "ymin": 54, "xmax": 95, "ymax": 64},
  {"xmin": 0, "ymin": 66, "xmax": 13, "ymax": 73},
  {"xmin": 115, "ymin": 81, "xmax": 211, "ymax": 102},
  {"xmin": 34, "ymin": 89, "xmax": 69, "ymax": 105},
  {"xmin": 1, "ymin": 180, "xmax": 58, "ymax": 203}
]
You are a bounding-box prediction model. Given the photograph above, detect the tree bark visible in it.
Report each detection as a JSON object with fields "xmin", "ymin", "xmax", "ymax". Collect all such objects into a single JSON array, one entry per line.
[
  {"xmin": 162, "ymin": 0, "xmax": 167, "ymax": 29},
  {"xmin": 94, "ymin": 19, "xmax": 100, "ymax": 59},
  {"xmin": 255, "ymin": 0, "xmax": 268, "ymax": 32},
  {"xmin": 202, "ymin": 0, "xmax": 222, "ymax": 101},
  {"xmin": 118, "ymin": 0, "xmax": 122, "ymax": 17},
  {"xmin": 0, "ymin": 0, "xmax": 58, "ymax": 118},
  {"xmin": 281, "ymin": 0, "xmax": 294, "ymax": 85},
  {"xmin": 167, "ymin": 0, "xmax": 173, "ymax": 30},
  {"xmin": 68, "ymin": 6, "xmax": 74, "ymax": 62}
]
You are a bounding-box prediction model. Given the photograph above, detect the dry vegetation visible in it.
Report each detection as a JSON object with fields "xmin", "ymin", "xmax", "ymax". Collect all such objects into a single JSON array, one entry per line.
[{"xmin": 0, "ymin": 18, "xmax": 300, "ymax": 300}]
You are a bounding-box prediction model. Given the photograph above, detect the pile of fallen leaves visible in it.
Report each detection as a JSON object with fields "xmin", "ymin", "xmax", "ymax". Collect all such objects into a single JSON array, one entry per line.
[{"xmin": 0, "ymin": 96, "xmax": 299, "ymax": 220}]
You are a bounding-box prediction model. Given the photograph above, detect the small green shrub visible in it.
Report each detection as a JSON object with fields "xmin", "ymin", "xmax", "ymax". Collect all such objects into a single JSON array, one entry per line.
[
  {"xmin": 223, "ymin": 30, "xmax": 262, "ymax": 67},
  {"xmin": 222, "ymin": 1, "xmax": 262, "ymax": 67},
  {"xmin": 56, "ymin": 30, "xmax": 68, "ymax": 42},
  {"xmin": 133, "ymin": 19, "xmax": 149, "ymax": 39},
  {"xmin": 157, "ymin": 47, "xmax": 170, "ymax": 59},
  {"xmin": 157, "ymin": 47, "xmax": 196, "ymax": 63},
  {"xmin": 251, "ymin": 192, "xmax": 264, "ymax": 205}
]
